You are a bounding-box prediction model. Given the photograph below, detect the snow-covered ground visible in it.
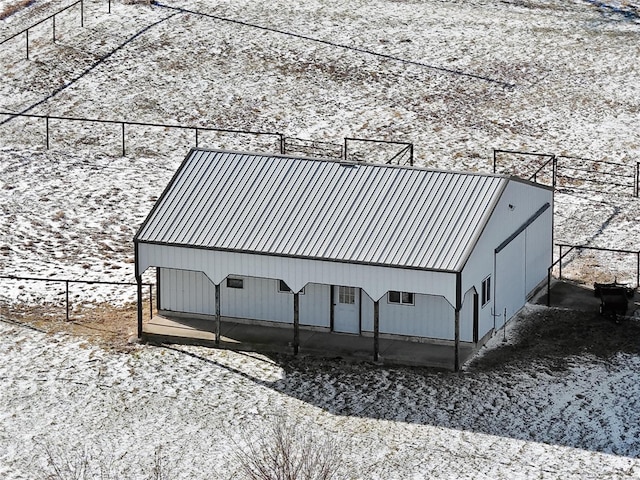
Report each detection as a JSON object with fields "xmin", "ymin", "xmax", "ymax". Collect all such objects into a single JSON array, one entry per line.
[
  {"xmin": 1, "ymin": 0, "xmax": 640, "ymax": 477},
  {"xmin": 1, "ymin": 312, "xmax": 640, "ymax": 479}
]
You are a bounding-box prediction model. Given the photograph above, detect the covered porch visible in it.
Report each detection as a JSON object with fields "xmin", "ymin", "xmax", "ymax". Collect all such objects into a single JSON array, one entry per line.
[{"xmin": 141, "ymin": 313, "xmax": 476, "ymax": 370}]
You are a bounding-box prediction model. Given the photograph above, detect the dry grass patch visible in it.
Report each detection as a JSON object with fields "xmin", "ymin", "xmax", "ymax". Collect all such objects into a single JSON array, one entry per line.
[
  {"xmin": 0, "ymin": 0, "xmax": 34, "ymax": 20},
  {"xmin": 2, "ymin": 301, "xmax": 151, "ymax": 352}
]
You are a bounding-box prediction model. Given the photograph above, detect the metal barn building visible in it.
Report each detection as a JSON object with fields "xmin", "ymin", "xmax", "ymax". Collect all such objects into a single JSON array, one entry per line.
[{"xmin": 134, "ymin": 149, "xmax": 553, "ymax": 370}]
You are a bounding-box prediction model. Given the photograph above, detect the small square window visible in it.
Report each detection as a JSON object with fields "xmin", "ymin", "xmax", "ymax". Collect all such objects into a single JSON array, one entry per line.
[
  {"xmin": 388, "ymin": 291, "xmax": 401, "ymax": 303},
  {"xmin": 227, "ymin": 277, "xmax": 244, "ymax": 289},
  {"xmin": 481, "ymin": 276, "xmax": 491, "ymax": 306},
  {"xmin": 338, "ymin": 286, "xmax": 356, "ymax": 304},
  {"xmin": 402, "ymin": 292, "xmax": 414, "ymax": 305}
]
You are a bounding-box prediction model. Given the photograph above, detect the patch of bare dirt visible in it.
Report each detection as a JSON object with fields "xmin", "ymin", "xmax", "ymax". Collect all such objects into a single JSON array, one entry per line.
[{"xmin": 1, "ymin": 301, "xmax": 151, "ymax": 352}]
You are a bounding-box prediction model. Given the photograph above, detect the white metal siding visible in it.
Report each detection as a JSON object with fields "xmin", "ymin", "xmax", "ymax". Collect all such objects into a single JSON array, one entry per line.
[
  {"xmin": 222, "ymin": 279, "xmax": 331, "ymax": 327},
  {"xmin": 159, "ymin": 268, "xmax": 216, "ymax": 315},
  {"xmin": 494, "ymin": 234, "xmax": 527, "ymax": 321},
  {"xmin": 525, "ymin": 208, "xmax": 553, "ymax": 294},
  {"xmin": 160, "ymin": 269, "xmax": 331, "ymax": 327},
  {"xmin": 222, "ymin": 277, "xmax": 292, "ymax": 324},
  {"xmin": 300, "ymin": 283, "xmax": 330, "ymax": 327},
  {"xmin": 461, "ymin": 180, "xmax": 553, "ymax": 339},
  {"xmin": 460, "ymin": 287, "xmax": 476, "ymax": 343},
  {"xmin": 361, "ymin": 293, "xmax": 455, "ymax": 340}
]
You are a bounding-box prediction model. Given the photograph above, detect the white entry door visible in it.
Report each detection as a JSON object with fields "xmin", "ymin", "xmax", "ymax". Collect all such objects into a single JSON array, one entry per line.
[{"xmin": 333, "ymin": 286, "xmax": 360, "ymax": 334}]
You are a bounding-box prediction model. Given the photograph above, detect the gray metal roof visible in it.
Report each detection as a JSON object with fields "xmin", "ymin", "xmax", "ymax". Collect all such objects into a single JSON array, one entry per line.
[{"xmin": 135, "ymin": 149, "xmax": 508, "ymax": 271}]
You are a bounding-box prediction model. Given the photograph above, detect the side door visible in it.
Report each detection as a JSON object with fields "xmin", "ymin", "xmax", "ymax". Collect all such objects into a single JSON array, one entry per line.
[{"xmin": 333, "ymin": 286, "xmax": 360, "ymax": 334}]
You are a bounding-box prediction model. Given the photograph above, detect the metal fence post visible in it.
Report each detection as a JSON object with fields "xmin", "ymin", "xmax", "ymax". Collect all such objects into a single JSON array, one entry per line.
[
  {"xmin": 493, "ymin": 149, "xmax": 497, "ymax": 173},
  {"xmin": 45, "ymin": 116, "xmax": 50, "ymax": 149},
  {"xmin": 52, "ymin": 15, "xmax": 56, "ymax": 42},
  {"xmin": 121, "ymin": 122, "xmax": 126, "ymax": 156},
  {"xmin": 558, "ymin": 245, "xmax": 563, "ymax": 280},
  {"xmin": 65, "ymin": 280, "xmax": 70, "ymax": 321},
  {"xmin": 280, "ymin": 135, "xmax": 285, "ymax": 154},
  {"xmin": 409, "ymin": 144, "xmax": 414, "ymax": 166},
  {"xmin": 108, "ymin": 0, "xmax": 111, "ymax": 14},
  {"xmin": 552, "ymin": 155, "xmax": 558, "ymax": 188},
  {"xmin": 25, "ymin": 29, "xmax": 29, "ymax": 60},
  {"xmin": 195, "ymin": 128, "xmax": 198, "ymax": 148},
  {"xmin": 80, "ymin": 0, "xmax": 84, "ymax": 27},
  {"xmin": 343, "ymin": 138, "xmax": 348, "ymax": 160}
]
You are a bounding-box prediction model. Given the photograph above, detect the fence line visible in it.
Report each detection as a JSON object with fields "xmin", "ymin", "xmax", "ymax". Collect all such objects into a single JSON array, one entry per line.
[
  {"xmin": 494, "ymin": 149, "xmax": 639, "ymax": 197},
  {"xmin": 0, "ymin": 111, "xmax": 415, "ymax": 164},
  {"xmin": 345, "ymin": 137, "xmax": 414, "ymax": 166},
  {"xmin": 546, "ymin": 244, "xmax": 640, "ymax": 306},
  {"xmin": 0, "ymin": 111, "xmax": 285, "ymax": 156},
  {"xmin": 0, "ymin": 273, "xmax": 154, "ymax": 322},
  {"xmin": 0, "ymin": 0, "xmax": 93, "ymax": 59}
]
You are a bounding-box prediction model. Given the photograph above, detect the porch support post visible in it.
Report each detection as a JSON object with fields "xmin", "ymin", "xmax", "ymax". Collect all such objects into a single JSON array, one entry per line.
[
  {"xmin": 454, "ymin": 308, "xmax": 460, "ymax": 372},
  {"xmin": 454, "ymin": 272, "xmax": 462, "ymax": 372},
  {"xmin": 293, "ymin": 292, "xmax": 300, "ymax": 355},
  {"xmin": 215, "ymin": 282, "xmax": 221, "ymax": 344},
  {"xmin": 373, "ymin": 300, "xmax": 380, "ymax": 362},
  {"xmin": 136, "ymin": 275, "xmax": 143, "ymax": 338}
]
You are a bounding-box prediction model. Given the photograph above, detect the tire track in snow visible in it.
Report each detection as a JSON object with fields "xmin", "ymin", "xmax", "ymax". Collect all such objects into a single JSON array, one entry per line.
[{"xmin": 0, "ymin": 11, "xmax": 181, "ymax": 126}]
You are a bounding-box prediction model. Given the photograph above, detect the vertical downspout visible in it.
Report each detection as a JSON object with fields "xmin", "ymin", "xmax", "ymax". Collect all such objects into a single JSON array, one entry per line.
[{"xmin": 454, "ymin": 272, "xmax": 462, "ymax": 372}]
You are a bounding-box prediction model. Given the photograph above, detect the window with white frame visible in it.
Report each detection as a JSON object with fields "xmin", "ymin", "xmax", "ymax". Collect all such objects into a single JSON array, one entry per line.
[
  {"xmin": 338, "ymin": 286, "xmax": 356, "ymax": 304},
  {"xmin": 227, "ymin": 277, "xmax": 244, "ymax": 289},
  {"xmin": 278, "ymin": 280, "xmax": 304, "ymax": 294},
  {"xmin": 481, "ymin": 275, "xmax": 491, "ymax": 306},
  {"xmin": 388, "ymin": 291, "xmax": 414, "ymax": 305}
]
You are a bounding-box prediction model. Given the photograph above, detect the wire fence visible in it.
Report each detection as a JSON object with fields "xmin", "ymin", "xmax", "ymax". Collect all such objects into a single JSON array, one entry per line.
[
  {"xmin": 546, "ymin": 244, "xmax": 640, "ymax": 306},
  {"xmin": 345, "ymin": 137, "xmax": 414, "ymax": 166},
  {"xmin": 0, "ymin": 111, "xmax": 414, "ymax": 164},
  {"xmin": 0, "ymin": 274, "xmax": 154, "ymax": 322},
  {"xmin": 0, "ymin": 0, "xmax": 90, "ymax": 59},
  {"xmin": 493, "ymin": 149, "xmax": 640, "ymax": 197}
]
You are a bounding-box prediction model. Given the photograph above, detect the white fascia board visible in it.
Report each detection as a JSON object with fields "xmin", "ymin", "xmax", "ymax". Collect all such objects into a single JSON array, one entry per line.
[{"xmin": 137, "ymin": 242, "xmax": 457, "ymax": 306}]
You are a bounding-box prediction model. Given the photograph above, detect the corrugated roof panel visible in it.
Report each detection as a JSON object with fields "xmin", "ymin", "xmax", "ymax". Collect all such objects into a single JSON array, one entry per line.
[
  {"xmin": 136, "ymin": 150, "xmax": 508, "ymax": 271},
  {"xmin": 419, "ymin": 174, "xmax": 477, "ymax": 269},
  {"xmin": 437, "ymin": 177, "xmax": 500, "ymax": 270},
  {"xmin": 385, "ymin": 170, "xmax": 449, "ymax": 266}
]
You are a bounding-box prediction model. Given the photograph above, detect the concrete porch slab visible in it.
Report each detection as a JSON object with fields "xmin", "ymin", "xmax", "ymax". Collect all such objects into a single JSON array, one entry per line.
[{"xmin": 142, "ymin": 315, "xmax": 474, "ymax": 370}]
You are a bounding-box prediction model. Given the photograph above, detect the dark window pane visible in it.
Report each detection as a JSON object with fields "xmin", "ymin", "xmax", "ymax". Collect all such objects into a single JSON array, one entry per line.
[{"xmin": 389, "ymin": 291, "xmax": 401, "ymax": 303}]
